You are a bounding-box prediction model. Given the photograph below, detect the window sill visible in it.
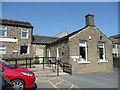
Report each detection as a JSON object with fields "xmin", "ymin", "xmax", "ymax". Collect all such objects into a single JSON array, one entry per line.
[
  {"xmin": 98, "ymin": 60, "xmax": 108, "ymax": 63},
  {"xmin": 77, "ymin": 61, "xmax": 90, "ymax": 64},
  {"xmin": 21, "ymin": 37, "xmax": 28, "ymax": 39}
]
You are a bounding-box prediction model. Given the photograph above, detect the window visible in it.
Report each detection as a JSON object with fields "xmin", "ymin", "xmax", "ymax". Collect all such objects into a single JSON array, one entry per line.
[
  {"xmin": 98, "ymin": 42, "xmax": 105, "ymax": 61},
  {"xmin": 20, "ymin": 46, "xmax": 28, "ymax": 54},
  {"xmin": 0, "ymin": 66, "xmax": 4, "ymax": 72},
  {"xmin": 12, "ymin": 50, "xmax": 18, "ymax": 54},
  {"xmin": 0, "ymin": 26, "xmax": 7, "ymax": 37},
  {"xmin": 79, "ymin": 40, "xmax": 87, "ymax": 62},
  {"xmin": 21, "ymin": 28, "xmax": 28, "ymax": 38},
  {"xmin": 113, "ymin": 45, "xmax": 116, "ymax": 48},
  {"xmin": 0, "ymin": 45, "xmax": 6, "ymax": 54}
]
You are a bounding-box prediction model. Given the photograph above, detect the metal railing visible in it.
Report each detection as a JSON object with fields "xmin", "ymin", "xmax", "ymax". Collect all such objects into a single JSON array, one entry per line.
[
  {"xmin": 59, "ymin": 61, "xmax": 72, "ymax": 75},
  {"xmin": 1, "ymin": 54, "xmax": 72, "ymax": 75},
  {"xmin": 2, "ymin": 55, "xmax": 33, "ymax": 68}
]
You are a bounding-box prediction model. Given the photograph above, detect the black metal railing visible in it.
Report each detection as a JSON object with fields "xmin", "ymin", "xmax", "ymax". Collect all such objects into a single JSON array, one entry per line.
[
  {"xmin": 2, "ymin": 54, "xmax": 72, "ymax": 76},
  {"xmin": 59, "ymin": 61, "xmax": 72, "ymax": 75},
  {"xmin": 2, "ymin": 56, "xmax": 33, "ymax": 68}
]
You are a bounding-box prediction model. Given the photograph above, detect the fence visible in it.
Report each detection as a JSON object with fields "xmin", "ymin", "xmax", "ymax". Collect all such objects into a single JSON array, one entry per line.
[
  {"xmin": 1, "ymin": 54, "xmax": 72, "ymax": 75},
  {"xmin": 2, "ymin": 55, "xmax": 33, "ymax": 68},
  {"xmin": 36, "ymin": 57, "xmax": 57, "ymax": 70},
  {"xmin": 59, "ymin": 61, "xmax": 72, "ymax": 75}
]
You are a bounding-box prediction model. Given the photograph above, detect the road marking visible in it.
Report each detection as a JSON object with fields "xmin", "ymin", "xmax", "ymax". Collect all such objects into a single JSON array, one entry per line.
[
  {"xmin": 48, "ymin": 81, "xmax": 58, "ymax": 88},
  {"xmin": 36, "ymin": 76, "xmax": 79, "ymax": 89},
  {"xmin": 58, "ymin": 77, "xmax": 79, "ymax": 88},
  {"xmin": 48, "ymin": 77, "xmax": 79, "ymax": 89},
  {"xmin": 48, "ymin": 77, "xmax": 57, "ymax": 81},
  {"xmin": 55, "ymin": 80, "xmax": 64, "ymax": 86},
  {"xmin": 70, "ymin": 84, "xmax": 75, "ymax": 88}
]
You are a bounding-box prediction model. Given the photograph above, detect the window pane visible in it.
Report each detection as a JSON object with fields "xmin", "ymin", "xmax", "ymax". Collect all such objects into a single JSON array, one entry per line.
[
  {"xmin": 80, "ymin": 41, "xmax": 86, "ymax": 47},
  {"xmin": 21, "ymin": 28, "xmax": 28, "ymax": 38},
  {"xmin": 22, "ymin": 28, "xmax": 28, "ymax": 32},
  {"xmin": 99, "ymin": 48, "xmax": 103, "ymax": 59},
  {"xmin": 0, "ymin": 30, "xmax": 6, "ymax": 36},
  {"xmin": 22, "ymin": 32, "xmax": 27, "ymax": 37},
  {"xmin": 80, "ymin": 47, "xmax": 86, "ymax": 60},
  {"xmin": 0, "ymin": 45, "xmax": 6, "ymax": 54},
  {"xmin": 98, "ymin": 42, "xmax": 105, "ymax": 60},
  {"xmin": 79, "ymin": 41, "xmax": 87, "ymax": 61},
  {"xmin": 20, "ymin": 46, "xmax": 28, "ymax": 54},
  {"xmin": 0, "ymin": 26, "xmax": 7, "ymax": 37},
  {"xmin": 113, "ymin": 45, "xmax": 116, "ymax": 48},
  {"xmin": 0, "ymin": 26, "xmax": 6, "ymax": 30}
]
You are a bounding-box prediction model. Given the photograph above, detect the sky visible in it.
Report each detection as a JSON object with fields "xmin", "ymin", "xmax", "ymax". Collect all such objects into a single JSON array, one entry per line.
[{"xmin": 2, "ymin": 2, "xmax": 118, "ymax": 37}]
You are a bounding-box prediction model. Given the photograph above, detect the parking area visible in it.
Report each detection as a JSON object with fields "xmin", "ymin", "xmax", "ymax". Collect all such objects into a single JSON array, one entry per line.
[
  {"xmin": 36, "ymin": 76, "xmax": 79, "ymax": 89},
  {"xmin": 29, "ymin": 64, "xmax": 119, "ymax": 89},
  {"xmin": 29, "ymin": 64, "xmax": 79, "ymax": 89}
]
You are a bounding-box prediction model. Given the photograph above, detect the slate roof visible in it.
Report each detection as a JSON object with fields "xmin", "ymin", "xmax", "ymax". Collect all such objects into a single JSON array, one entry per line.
[
  {"xmin": 0, "ymin": 18, "xmax": 33, "ymax": 28},
  {"xmin": 109, "ymin": 34, "xmax": 120, "ymax": 44},
  {"xmin": 32, "ymin": 26, "xmax": 86, "ymax": 45},
  {"xmin": 49, "ymin": 26, "xmax": 88, "ymax": 45},
  {"xmin": 32, "ymin": 35, "xmax": 59, "ymax": 45}
]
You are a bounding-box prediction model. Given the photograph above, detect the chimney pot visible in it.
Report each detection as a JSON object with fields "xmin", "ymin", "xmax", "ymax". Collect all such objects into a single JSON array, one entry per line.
[{"xmin": 85, "ymin": 14, "xmax": 94, "ymax": 26}]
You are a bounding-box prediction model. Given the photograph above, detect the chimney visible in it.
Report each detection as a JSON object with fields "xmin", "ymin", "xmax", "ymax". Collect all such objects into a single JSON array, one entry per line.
[{"xmin": 85, "ymin": 14, "xmax": 94, "ymax": 26}]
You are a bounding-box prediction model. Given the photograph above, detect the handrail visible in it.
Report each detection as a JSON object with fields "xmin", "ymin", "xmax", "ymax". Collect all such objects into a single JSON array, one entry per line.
[{"xmin": 59, "ymin": 60, "xmax": 72, "ymax": 75}]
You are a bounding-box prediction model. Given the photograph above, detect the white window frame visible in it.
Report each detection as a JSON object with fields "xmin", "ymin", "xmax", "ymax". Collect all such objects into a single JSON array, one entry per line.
[
  {"xmin": 21, "ymin": 28, "xmax": 28, "ymax": 39},
  {"xmin": 78, "ymin": 40, "xmax": 90, "ymax": 63},
  {"xmin": 0, "ymin": 26, "xmax": 7, "ymax": 37},
  {"xmin": 0, "ymin": 45, "xmax": 6, "ymax": 54},
  {"xmin": 98, "ymin": 42, "xmax": 107, "ymax": 63}
]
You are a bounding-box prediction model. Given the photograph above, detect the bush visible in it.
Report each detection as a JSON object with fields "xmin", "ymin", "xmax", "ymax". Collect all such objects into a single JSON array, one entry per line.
[{"xmin": 33, "ymin": 55, "xmax": 39, "ymax": 64}]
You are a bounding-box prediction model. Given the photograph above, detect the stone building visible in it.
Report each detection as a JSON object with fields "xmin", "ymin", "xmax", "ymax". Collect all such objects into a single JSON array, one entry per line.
[
  {"xmin": 0, "ymin": 14, "xmax": 113, "ymax": 73},
  {"xmin": 109, "ymin": 34, "xmax": 120, "ymax": 58},
  {"xmin": 31, "ymin": 35, "xmax": 58, "ymax": 63},
  {"xmin": 0, "ymin": 19, "xmax": 33, "ymax": 56},
  {"xmin": 47, "ymin": 14, "xmax": 113, "ymax": 73}
]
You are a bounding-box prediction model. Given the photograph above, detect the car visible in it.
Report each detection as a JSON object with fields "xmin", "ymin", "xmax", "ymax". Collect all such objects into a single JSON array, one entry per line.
[
  {"xmin": 0, "ymin": 72, "xmax": 14, "ymax": 90},
  {"xmin": 0, "ymin": 59, "xmax": 36, "ymax": 90}
]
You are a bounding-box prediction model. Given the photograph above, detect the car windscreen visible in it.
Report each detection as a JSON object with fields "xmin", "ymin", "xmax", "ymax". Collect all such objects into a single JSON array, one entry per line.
[{"xmin": 0, "ymin": 60, "xmax": 18, "ymax": 69}]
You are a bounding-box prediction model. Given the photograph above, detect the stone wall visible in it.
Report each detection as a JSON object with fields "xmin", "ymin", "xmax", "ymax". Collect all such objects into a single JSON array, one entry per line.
[
  {"xmin": 32, "ymin": 44, "xmax": 46, "ymax": 57},
  {"xmin": 47, "ymin": 40, "xmax": 69, "ymax": 63},
  {"xmin": 69, "ymin": 26, "xmax": 113, "ymax": 73},
  {"xmin": 2, "ymin": 25, "xmax": 33, "ymax": 55}
]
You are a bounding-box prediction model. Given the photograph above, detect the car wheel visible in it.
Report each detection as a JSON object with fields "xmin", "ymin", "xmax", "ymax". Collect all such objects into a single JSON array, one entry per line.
[{"xmin": 11, "ymin": 79, "xmax": 25, "ymax": 90}]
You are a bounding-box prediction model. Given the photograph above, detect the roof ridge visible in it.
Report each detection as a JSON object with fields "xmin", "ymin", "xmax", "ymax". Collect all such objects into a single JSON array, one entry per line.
[
  {"xmin": 0, "ymin": 18, "xmax": 31, "ymax": 24},
  {"xmin": 33, "ymin": 35, "xmax": 59, "ymax": 38}
]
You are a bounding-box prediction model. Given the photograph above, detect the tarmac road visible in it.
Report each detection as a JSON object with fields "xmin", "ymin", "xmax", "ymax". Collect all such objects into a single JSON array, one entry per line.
[{"xmin": 29, "ymin": 64, "xmax": 119, "ymax": 89}]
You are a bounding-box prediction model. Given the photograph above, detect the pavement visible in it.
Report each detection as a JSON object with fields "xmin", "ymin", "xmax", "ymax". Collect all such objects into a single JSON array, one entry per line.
[{"xmin": 28, "ymin": 64, "xmax": 119, "ymax": 89}]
